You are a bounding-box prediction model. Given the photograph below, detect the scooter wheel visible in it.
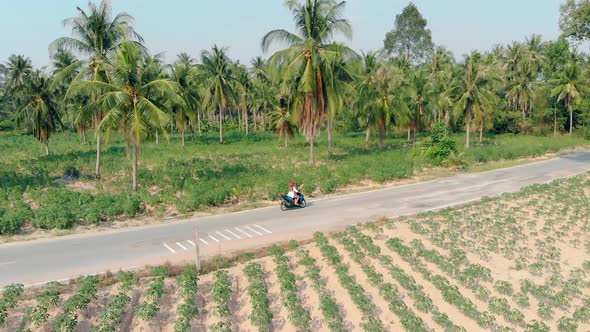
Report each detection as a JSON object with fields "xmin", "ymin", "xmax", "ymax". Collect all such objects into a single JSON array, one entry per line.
[{"xmin": 300, "ymin": 199, "xmax": 307, "ymax": 208}]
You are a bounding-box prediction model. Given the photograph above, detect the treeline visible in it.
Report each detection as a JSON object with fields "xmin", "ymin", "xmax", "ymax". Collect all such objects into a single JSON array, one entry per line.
[{"xmin": 0, "ymin": 0, "xmax": 589, "ymax": 190}]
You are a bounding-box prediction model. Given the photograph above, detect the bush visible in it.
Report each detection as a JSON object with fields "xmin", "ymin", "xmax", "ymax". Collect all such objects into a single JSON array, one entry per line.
[
  {"xmin": 32, "ymin": 188, "xmax": 143, "ymax": 229},
  {"xmin": 424, "ymin": 123, "xmax": 457, "ymax": 166},
  {"xmin": 0, "ymin": 202, "xmax": 32, "ymax": 235}
]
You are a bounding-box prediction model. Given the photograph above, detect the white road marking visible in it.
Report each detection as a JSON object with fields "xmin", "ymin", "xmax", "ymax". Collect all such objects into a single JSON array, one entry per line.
[
  {"xmin": 176, "ymin": 242, "xmax": 188, "ymax": 251},
  {"xmin": 187, "ymin": 240, "xmax": 196, "ymax": 247},
  {"xmin": 253, "ymin": 224, "xmax": 272, "ymax": 234},
  {"xmin": 216, "ymin": 231, "xmax": 232, "ymax": 240},
  {"xmin": 235, "ymin": 227, "xmax": 253, "ymax": 238},
  {"xmin": 163, "ymin": 243, "xmax": 176, "ymax": 254},
  {"xmin": 200, "ymin": 238, "xmax": 209, "ymax": 245},
  {"xmin": 208, "ymin": 235, "xmax": 220, "ymax": 243},
  {"xmin": 245, "ymin": 226, "xmax": 263, "ymax": 236},
  {"xmin": 224, "ymin": 229, "xmax": 242, "ymax": 239}
]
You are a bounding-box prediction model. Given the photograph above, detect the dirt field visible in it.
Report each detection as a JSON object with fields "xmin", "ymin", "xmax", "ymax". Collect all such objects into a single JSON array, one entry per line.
[{"xmin": 2, "ymin": 173, "xmax": 590, "ymax": 332}]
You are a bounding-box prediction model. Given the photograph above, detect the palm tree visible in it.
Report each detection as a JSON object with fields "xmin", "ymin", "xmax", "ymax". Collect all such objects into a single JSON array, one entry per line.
[
  {"xmin": 355, "ymin": 61, "xmax": 406, "ymax": 149},
  {"xmin": 51, "ymin": 48, "xmax": 83, "ymax": 133},
  {"xmin": 17, "ymin": 70, "xmax": 62, "ymax": 155},
  {"xmin": 550, "ymin": 61, "xmax": 587, "ymax": 134},
  {"xmin": 71, "ymin": 42, "xmax": 179, "ymax": 191},
  {"xmin": 170, "ymin": 57, "xmax": 201, "ymax": 145},
  {"xmin": 262, "ymin": 0, "xmax": 355, "ymax": 164},
  {"xmin": 453, "ymin": 52, "xmax": 498, "ymax": 148},
  {"xmin": 270, "ymin": 98, "xmax": 295, "ymax": 147},
  {"xmin": 53, "ymin": 0, "xmax": 143, "ymax": 179},
  {"xmin": 5, "ymin": 55, "xmax": 33, "ymax": 89},
  {"xmin": 198, "ymin": 45, "xmax": 236, "ymax": 143}
]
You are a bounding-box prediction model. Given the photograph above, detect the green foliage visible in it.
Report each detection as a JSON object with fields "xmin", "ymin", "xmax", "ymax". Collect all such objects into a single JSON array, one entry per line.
[
  {"xmin": 32, "ymin": 188, "xmax": 142, "ymax": 229},
  {"xmin": 0, "ymin": 201, "xmax": 32, "ymax": 235},
  {"xmin": 384, "ymin": 2, "xmax": 433, "ymax": 62}
]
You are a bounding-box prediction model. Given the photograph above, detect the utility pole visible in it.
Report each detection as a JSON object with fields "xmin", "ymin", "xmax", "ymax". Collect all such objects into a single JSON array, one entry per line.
[{"xmin": 194, "ymin": 225, "xmax": 201, "ymax": 271}]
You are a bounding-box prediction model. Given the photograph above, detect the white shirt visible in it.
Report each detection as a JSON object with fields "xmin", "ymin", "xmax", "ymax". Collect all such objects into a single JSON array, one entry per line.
[{"xmin": 287, "ymin": 187, "xmax": 299, "ymax": 198}]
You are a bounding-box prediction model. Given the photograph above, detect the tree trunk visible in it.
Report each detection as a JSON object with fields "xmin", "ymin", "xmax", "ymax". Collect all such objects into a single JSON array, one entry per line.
[
  {"xmin": 407, "ymin": 126, "xmax": 411, "ymax": 142},
  {"xmin": 554, "ymin": 108, "xmax": 558, "ymax": 137},
  {"xmin": 244, "ymin": 106, "xmax": 249, "ymax": 135},
  {"xmin": 132, "ymin": 142, "xmax": 138, "ymax": 192},
  {"xmin": 285, "ymin": 132, "xmax": 288, "ymax": 148},
  {"xmin": 365, "ymin": 127, "xmax": 370, "ymax": 146},
  {"xmin": 309, "ymin": 137, "xmax": 315, "ymax": 165},
  {"xmin": 479, "ymin": 120, "xmax": 484, "ymax": 144},
  {"xmin": 445, "ymin": 110, "xmax": 450, "ymax": 124},
  {"xmin": 44, "ymin": 140, "xmax": 49, "ymax": 156},
  {"xmin": 219, "ymin": 107, "xmax": 223, "ymax": 143},
  {"xmin": 95, "ymin": 133, "xmax": 101, "ymax": 179},
  {"xmin": 190, "ymin": 124, "xmax": 195, "ymax": 141},
  {"xmin": 197, "ymin": 110, "xmax": 202, "ymax": 136},
  {"xmin": 569, "ymin": 103, "xmax": 573, "ymax": 135},
  {"xmin": 155, "ymin": 131, "xmax": 159, "ymax": 145},
  {"xmin": 378, "ymin": 118, "xmax": 385, "ymax": 149},
  {"xmin": 181, "ymin": 130, "xmax": 185, "ymax": 146},
  {"xmin": 327, "ymin": 118, "xmax": 333, "ymax": 153},
  {"xmin": 465, "ymin": 110, "xmax": 471, "ymax": 149}
]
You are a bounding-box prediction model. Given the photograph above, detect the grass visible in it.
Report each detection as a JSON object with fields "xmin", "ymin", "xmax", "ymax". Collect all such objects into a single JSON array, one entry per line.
[{"xmin": 0, "ymin": 129, "xmax": 587, "ymax": 235}]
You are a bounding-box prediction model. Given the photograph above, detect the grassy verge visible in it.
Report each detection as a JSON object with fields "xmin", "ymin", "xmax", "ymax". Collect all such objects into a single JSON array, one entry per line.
[{"xmin": 0, "ymin": 130, "xmax": 587, "ymax": 238}]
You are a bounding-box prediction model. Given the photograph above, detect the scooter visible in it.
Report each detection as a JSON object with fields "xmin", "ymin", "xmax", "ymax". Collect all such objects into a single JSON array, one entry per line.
[{"xmin": 280, "ymin": 193, "xmax": 306, "ymax": 210}]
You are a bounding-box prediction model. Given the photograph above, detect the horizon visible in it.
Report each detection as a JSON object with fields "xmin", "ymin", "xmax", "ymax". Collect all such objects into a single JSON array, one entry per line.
[{"xmin": 0, "ymin": 0, "xmax": 565, "ymax": 68}]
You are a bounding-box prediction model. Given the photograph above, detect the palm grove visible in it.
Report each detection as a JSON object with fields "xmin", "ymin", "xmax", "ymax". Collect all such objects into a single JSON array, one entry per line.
[{"xmin": 1, "ymin": 0, "xmax": 590, "ymax": 192}]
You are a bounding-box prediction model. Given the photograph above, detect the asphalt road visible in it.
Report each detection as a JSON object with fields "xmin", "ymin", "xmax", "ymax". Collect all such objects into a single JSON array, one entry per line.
[{"xmin": 1, "ymin": 152, "xmax": 589, "ymax": 287}]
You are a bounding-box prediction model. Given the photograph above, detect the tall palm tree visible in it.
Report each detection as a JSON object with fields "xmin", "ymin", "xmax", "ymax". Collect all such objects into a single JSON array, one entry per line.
[
  {"xmin": 355, "ymin": 62, "xmax": 406, "ymax": 149},
  {"xmin": 262, "ymin": 0, "xmax": 355, "ymax": 164},
  {"xmin": 170, "ymin": 58, "xmax": 201, "ymax": 145},
  {"xmin": 453, "ymin": 52, "xmax": 498, "ymax": 148},
  {"xmin": 198, "ymin": 45, "xmax": 237, "ymax": 143},
  {"xmin": 53, "ymin": 0, "xmax": 143, "ymax": 179},
  {"xmin": 550, "ymin": 61, "xmax": 587, "ymax": 134},
  {"xmin": 17, "ymin": 70, "xmax": 62, "ymax": 155},
  {"xmin": 71, "ymin": 42, "xmax": 179, "ymax": 191},
  {"xmin": 5, "ymin": 55, "xmax": 33, "ymax": 89},
  {"xmin": 51, "ymin": 48, "xmax": 82, "ymax": 133}
]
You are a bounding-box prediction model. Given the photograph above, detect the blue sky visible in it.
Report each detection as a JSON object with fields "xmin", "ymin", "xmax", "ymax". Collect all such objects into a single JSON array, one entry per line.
[{"xmin": 0, "ymin": 0, "xmax": 563, "ymax": 68}]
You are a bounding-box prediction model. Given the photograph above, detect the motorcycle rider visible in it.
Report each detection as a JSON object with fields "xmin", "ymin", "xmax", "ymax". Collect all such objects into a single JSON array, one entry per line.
[{"xmin": 288, "ymin": 181, "xmax": 304, "ymax": 206}]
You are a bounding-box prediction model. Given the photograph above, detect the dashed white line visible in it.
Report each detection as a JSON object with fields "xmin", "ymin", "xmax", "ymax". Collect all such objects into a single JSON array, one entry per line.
[
  {"xmin": 235, "ymin": 227, "xmax": 253, "ymax": 238},
  {"xmin": 224, "ymin": 229, "xmax": 242, "ymax": 239},
  {"xmin": 187, "ymin": 240, "xmax": 196, "ymax": 247},
  {"xmin": 163, "ymin": 243, "xmax": 176, "ymax": 254},
  {"xmin": 253, "ymin": 224, "xmax": 272, "ymax": 234},
  {"xmin": 216, "ymin": 231, "xmax": 232, "ymax": 241},
  {"xmin": 176, "ymin": 242, "xmax": 188, "ymax": 251},
  {"xmin": 208, "ymin": 235, "xmax": 220, "ymax": 243},
  {"xmin": 245, "ymin": 226, "xmax": 263, "ymax": 236},
  {"xmin": 200, "ymin": 238, "xmax": 209, "ymax": 245}
]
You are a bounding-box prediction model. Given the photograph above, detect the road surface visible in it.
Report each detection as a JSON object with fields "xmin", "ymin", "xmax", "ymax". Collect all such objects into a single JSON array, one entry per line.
[{"xmin": 1, "ymin": 152, "xmax": 589, "ymax": 287}]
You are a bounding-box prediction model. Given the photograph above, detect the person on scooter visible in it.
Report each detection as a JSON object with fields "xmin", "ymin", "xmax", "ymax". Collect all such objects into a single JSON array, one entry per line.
[{"xmin": 288, "ymin": 181, "xmax": 304, "ymax": 206}]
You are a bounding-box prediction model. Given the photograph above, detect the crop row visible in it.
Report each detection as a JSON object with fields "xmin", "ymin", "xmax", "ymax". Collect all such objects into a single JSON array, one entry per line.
[
  {"xmin": 314, "ymin": 232, "xmax": 385, "ymax": 332},
  {"xmin": 332, "ymin": 231, "xmax": 429, "ymax": 332},
  {"xmin": 0, "ymin": 283, "xmax": 24, "ymax": 325},
  {"xmin": 136, "ymin": 266, "xmax": 168, "ymax": 321},
  {"xmin": 346, "ymin": 227, "xmax": 466, "ymax": 332},
  {"xmin": 296, "ymin": 249, "xmax": 347, "ymax": 332},
  {"xmin": 270, "ymin": 246, "xmax": 312, "ymax": 331},
  {"xmin": 53, "ymin": 275, "xmax": 99, "ymax": 332},
  {"xmin": 92, "ymin": 271, "xmax": 138, "ymax": 332},
  {"xmin": 173, "ymin": 267, "xmax": 199, "ymax": 332},
  {"xmin": 243, "ymin": 262, "xmax": 273, "ymax": 331},
  {"xmin": 209, "ymin": 270, "xmax": 233, "ymax": 332}
]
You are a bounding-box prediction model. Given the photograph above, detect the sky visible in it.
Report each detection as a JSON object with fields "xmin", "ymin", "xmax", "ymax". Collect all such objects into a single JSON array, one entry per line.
[{"xmin": 0, "ymin": 0, "xmax": 564, "ymax": 68}]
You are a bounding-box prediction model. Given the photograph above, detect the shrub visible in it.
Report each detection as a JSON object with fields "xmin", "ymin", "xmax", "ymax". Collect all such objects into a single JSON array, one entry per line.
[{"xmin": 0, "ymin": 201, "xmax": 32, "ymax": 235}]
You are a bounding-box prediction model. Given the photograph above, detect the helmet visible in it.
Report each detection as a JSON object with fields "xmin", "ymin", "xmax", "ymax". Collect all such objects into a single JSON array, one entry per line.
[{"xmin": 290, "ymin": 181, "xmax": 296, "ymax": 186}]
